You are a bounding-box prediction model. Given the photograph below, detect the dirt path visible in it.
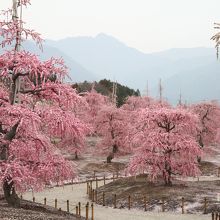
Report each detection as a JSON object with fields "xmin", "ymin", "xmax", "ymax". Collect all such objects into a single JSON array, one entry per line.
[{"xmin": 23, "ymin": 180, "xmax": 211, "ymax": 220}]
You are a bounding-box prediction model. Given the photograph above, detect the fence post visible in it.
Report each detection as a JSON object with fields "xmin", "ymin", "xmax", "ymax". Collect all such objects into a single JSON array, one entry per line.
[
  {"xmin": 91, "ymin": 180, "xmax": 93, "ymax": 190},
  {"xmin": 86, "ymin": 203, "xmax": 89, "ymax": 220},
  {"xmin": 78, "ymin": 202, "xmax": 81, "ymax": 217},
  {"xmin": 144, "ymin": 195, "xmax": 147, "ymax": 211},
  {"xmin": 162, "ymin": 199, "xmax": 165, "ymax": 212},
  {"xmin": 91, "ymin": 203, "xmax": 94, "ymax": 220},
  {"xmin": 92, "ymin": 189, "xmax": 95, "ymax": 202},
  {"xmin": 216, "ymin": 212, "xmax": 219, "ymax": 220},
  {"xmin": 181, "ymin": 197, "xmax": 184, "ymax": 214},
  {"xmin": 94, "ymin": 170, "xmax": 96, "ymax": 179},
  {"xmin": 113, "ymin": 194, "xmax": 117, "ymax": 208},
  {"xmin": 88, "ymin": 185, "xmax": 91, "ymax": 199},
  {"xmin": 103, "ymin": 192, "xmax": 105, "ymax": 206},
  {"xmin": 20, "ymin": 195, "xmax": 23, "ymax": 200},
  {"xmin": 96, "ymin": 178, "xmax": 98, "ymax": 189},
  {"xmin": 67, "ymin": 200, "xmax": 69, "ymax": 212},
  {"xmin": 87, "ymin": 181, "xmax": 89, "ymax": 194},
  {"xmin": 218, "ymin": 167, "xmax": 220, "ymax": 177},
  {"xmin": 33, "ymin": 197, "xmax": 35, "ymax": 203},
  {"xmin": 95, "ymin": 190, "xmax": 98, "ymax": 203},
  {"xmin": 128, "ymin": 195, "xmax": 131, "ymax": 210},
  {"xmin": 55, "ymin": 198, "xmax": 57, "ymax": 209},
  {"xmin": 76, "ymin": 205, "xmax": 78, "ymax": 216},
  {"xmin": 104, "ymin": 175, "xmax": 106, "ymax": 185},
  {"xmin": 44, "ymin": 197, "xmax": 46, "ymax": 205},
  {"xmin": 204, "ymin": 197, "xmax": 207, "ymax": 214}
]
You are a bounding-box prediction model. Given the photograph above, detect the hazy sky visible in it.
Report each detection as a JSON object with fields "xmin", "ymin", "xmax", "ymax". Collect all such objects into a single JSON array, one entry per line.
[{"xmin": 1, "ymin": 0, "xmax": 220, "ymax": 53}]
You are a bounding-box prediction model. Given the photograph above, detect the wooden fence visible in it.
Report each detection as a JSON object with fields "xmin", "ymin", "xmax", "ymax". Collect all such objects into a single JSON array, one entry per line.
[{"xmin": 212, "ymin": 212, "xmax": 220, "ymax": 220}]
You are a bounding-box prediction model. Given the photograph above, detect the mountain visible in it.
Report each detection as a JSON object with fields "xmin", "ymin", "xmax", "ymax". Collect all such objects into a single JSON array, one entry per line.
[
  {"xmin": 46, "ymin": 34, "xmax": 220, "ymax": 104},
  {"xmin": 46, "ymin": 33, "xmax": 175, "ymax": 90},
  {"xmin": 153, "ymin": 47, "xmax": 215, "ymax": 62},
  {"xmin": 157, "ymin": 61, "xmax": 220, "ymax": 104},
  {"xmin": 1, "ymin": 34, "xmax": 219, "ymax": 104},
  {"xmin": 150, "ymin": 48, "xmax": 220, "ymax": 104}
]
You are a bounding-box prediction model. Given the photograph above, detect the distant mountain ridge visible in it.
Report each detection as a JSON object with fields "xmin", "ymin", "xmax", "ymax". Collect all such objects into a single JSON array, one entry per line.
[
  {"xmin": 1, "ymin": 33, "xmax": 219, "ymax": 104},
  {"xmin": 46, "ymin": 33, "xmax": 174, "ymax": 89},
  {"xmin": 46, "ymin": 33, "xmax": 220, "ymax": 104}
]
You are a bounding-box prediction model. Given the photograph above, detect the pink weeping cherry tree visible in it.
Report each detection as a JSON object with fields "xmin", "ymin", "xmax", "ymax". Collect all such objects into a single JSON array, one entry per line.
[
  {"xmin": 95, "ymin": 105, "xmax": 131, "ymax": 163},
  {"xmin": 0, "ymin": 0, "xmax": 88, "ymax": 207},
  {"xmin": 121, "ymin": 96, "xmax": 171, "ymax": 151},
  {"xmin": 127, "ymin": 108, "xmax": 202, "ymax": 186},
  {"xmin": 121, "ymin": 96, "xmax": 156, "ymax": 111},
  {"xmin": 80, "ymin": 88, "xmax": 110, "ymax": 132},
  {"xmin": 190, "ymin": 101, "xmax": 220, "ymax": 149}
]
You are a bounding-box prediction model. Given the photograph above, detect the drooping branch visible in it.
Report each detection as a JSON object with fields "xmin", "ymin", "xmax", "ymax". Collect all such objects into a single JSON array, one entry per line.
[{"xmin": 20, "ymin": 88, "xmax": 46, "ymax": 95}]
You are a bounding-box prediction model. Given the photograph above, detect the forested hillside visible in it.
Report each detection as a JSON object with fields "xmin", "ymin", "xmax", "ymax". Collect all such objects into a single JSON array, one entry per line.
[{"xmin": 72, "ymin": 79, "xmax": 140, "ymax": 106}]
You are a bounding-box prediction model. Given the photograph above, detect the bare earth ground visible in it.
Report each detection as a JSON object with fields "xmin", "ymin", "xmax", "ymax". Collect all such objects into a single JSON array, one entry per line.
[{"xmin": 1, "ymin": 137, "xmax": 220, "ymax": 219}]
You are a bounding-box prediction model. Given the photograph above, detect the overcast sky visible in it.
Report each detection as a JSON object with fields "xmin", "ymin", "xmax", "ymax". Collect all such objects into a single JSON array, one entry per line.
[{"xmin": 1, "ymin": 0, "xmax": 220, "ymax": 53}]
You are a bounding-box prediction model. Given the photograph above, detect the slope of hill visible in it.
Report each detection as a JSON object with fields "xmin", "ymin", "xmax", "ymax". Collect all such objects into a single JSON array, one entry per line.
[{"xmin": 73, "ymin": 79, "xmax": 140, "ymax": 106}]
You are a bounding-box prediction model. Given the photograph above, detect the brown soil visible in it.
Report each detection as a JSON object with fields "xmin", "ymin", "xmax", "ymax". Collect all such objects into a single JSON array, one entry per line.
[
  {"xmin": 0, "ymin": 197, "xmax": 84, "ymax": 220},
  {"xmin": 95, "ymin": 162, "xmax": 220, "ymax": 214}
]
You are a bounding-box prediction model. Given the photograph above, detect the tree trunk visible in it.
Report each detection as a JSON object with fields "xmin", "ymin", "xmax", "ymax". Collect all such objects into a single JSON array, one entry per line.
[
  {"xmin": 107, "ymin": 144, "xmax": 118, "ymax": 163},
  {"xmin": 0, "ymin": 122, "xmax": 20, "ymax": 160},
  {"xmin": 0, "ymin": 144, "xmax": 8, "ymax": 160},
  {"xmin": 112, "ymin": 144, "xmax": 118, "ymax": 154},
  {"xmin": 164, "ymin": 176, "xmax": 172, "ymax": 186},
  {"xmin": 197, "ymin": 135, "xmax": 203, "ymax": 163},
  {"xmin": 107, "ymin": 152, "xmax": 114, "ymax": 163},
  {"xmin": 3, "ymin": 180, "xmax": 20, "ymax": 207},
  {"xmin": 9, "ymin": 79, "xmax": 17, "ymax": 105},
  {"xmin": 163, "ymin": 165, "xmax": 172, "ymax": 186},
  {"xmin": 0, "ymin": 123, "xmax": 20, "ymax": 205},
  {"xmin": 75, "ymin": 151, "xmax": 78, "ymax": 160},
  {"xmin": 11, "ymin": 0, "xmax": 21, "ymax": 104}
]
